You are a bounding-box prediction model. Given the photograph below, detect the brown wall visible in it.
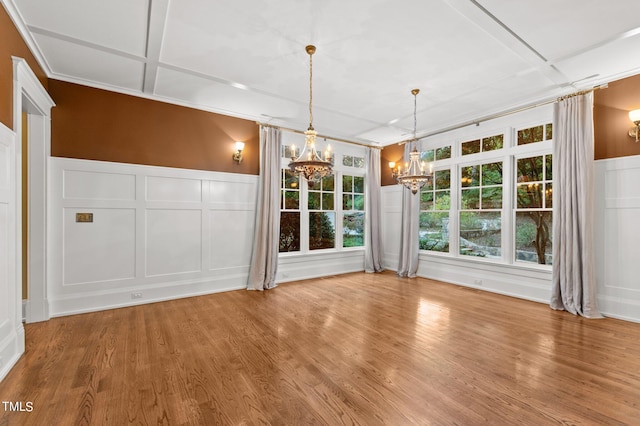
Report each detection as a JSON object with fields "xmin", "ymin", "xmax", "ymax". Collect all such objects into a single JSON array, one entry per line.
[
  {"xmin": 0, "ymin": 4, "xmax": 48, "ymax": 130},
  {"xmin": 380, "ymin": 143, "xmax": 405, "ymax": 186},
  {"xmin": 49, "ymin": 80, "xmax": 259, "ymax": 174},
  {"xmin": 594, "ymin": 74, "xmax": 640, "ymax": 160}
]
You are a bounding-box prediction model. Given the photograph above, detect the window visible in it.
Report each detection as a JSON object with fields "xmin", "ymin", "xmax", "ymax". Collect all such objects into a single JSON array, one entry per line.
[
  {"xmin": 343, "ymin": 175, "xmax": 365, "ymax": 247},
  {"xmin": 279, "ymin": 169, "xmax": 300, "ymax": 252},
  {"xmin": 420, "ymin": 169, "xmax": 450, "ymax": 252},
  {"xmin": 279, "ymin": 136, "xmax": 366, "ymax": 254},
  {"xmin": 459, "ymin": 161, "xmax": 503, "ymax": 258},
  {"xmin": 515, "ymin": 154, "xmax": 553, "ymax": 264},
  {"xmin": 461, "ymin": 134, "xmax": 503, "ymax": 155},
  {"xmin": 517, "ymin": 123, "xmax": 553, "ymax": 146},
  {"xmin": 308, "ymin": 175, "xmax": 335, "ymax": 250}
]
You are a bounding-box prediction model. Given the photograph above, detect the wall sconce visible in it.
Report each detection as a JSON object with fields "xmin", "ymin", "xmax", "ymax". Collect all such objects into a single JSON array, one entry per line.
[
  {"xmin": 629, "ymin": 110, "xmax": 640, "ymax": 143},
  {"xmin": 233, "ymin": 141, "xmax": 245, "ymax": 163},
  {"xmin": 389, "ymin": 161, "xmax": 399, "ymax": 179}
]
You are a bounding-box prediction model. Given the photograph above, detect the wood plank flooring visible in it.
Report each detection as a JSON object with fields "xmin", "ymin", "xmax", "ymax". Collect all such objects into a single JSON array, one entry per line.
[{"xmin": 1, "ymin": 271, "xmax": 639, "ymax": 425}]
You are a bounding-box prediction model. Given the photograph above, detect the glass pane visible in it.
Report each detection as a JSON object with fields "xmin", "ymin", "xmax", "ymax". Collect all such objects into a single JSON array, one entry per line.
[
  {"xmin": 517, "ymin": 125, "xmax": 544, "ymax": 145},
  {"xmin": 343, "ymin": 212, "xmax": 364, "ymax": 247},
  {"xmin": 309, "ymin": 212, "xmax": 335, "ymax": 250},
  {"xmin": 515, "ymin": 211, "xmax": 552, "ymax": 265},
  {"xmin": 461, "ymin": 188, "xmax": 480, "ymax": 209},
  {"xmin": 322, "ymin": 175, "xmax": 334, "ymax": 191},
  {"xmin": 353, "ymin": 176, "xmax": 364, "ymax": 193},
  {"xmin": 284, "ymin": 169, "xmax": 299, "ymax": 189},
  {"xmin": 459, "ymin": 211, "xmax": 501, "ymax": 258},
  {"xmin": 279, "ymin": 212, "xmax": 300, "ymax": 252},
  {"xmin": 420, "ymin": 191, "xmax": 434, "ymax": 211},
  {"xmin": 354, "ymin": 194, "xmax": 364, "ymax": 210},
  {"xmin": 322, "ymin": 192, "xmax": 334, "ymax": 210},
  {"xmin": 482, "ymin": 162, "xmax": 503, "ymax": 185},
  {"xmin": 461, "ymin": 165, "xmax": 479, "ymax": 187},
  {"xmin": 284, "ymin": 190, "xmax": 299, "ymax": 209},
  {"xmin": 545, "ymin": 183, "xmax": 553, "ymax": 209},
  {"xmin": 343, "ymin": 155, "xmax": 353, "ymax": 167},
  {"xmin": 516, "ymin": 183, "xmax": 542, "ymax": 208},
  {"xmin": 517, "ymin": 156, "xmax": 543, "ymax": 183},
  {"xmin": 482, "ymin": 134, "xmax": 503, "ymax": 151},
  {"xmin": 420, "ymin": 150, "xmax": 435, "ymax": 162},
  {"xmin": 481, "ymin": 187, "xmax": 502, "ymax": 209},
  {"xmin": 462, "ymin": 139, "xmax": 481, "ymax": 155},
  {"xmin": 419, "ymin": 212, "xmax": 450, "ymax": 252},
  {"xmin": 545, "ymin": 123, "xmax": 553, "ymax": 140},
  {"xmin": 423, "ymin": 177, "xmax": 434, "ymax": 191},
  {"xmin": 308, "ymin": 192, "xmax": 320, "ymax": 210},
  {"xmin": 343, "ymin": 194, "xmax": 352, "ymax": 210},
  {"xmin": 342, "ymin": 175, "xmax": 353, "ymax": 193},
  {"xmin": 434, "ymin": 190, "xmax": 450, "ymax": 210},
  {"xmin": 435, "ymin": 169, "xmax": 451, "ymax": 190},
  {"xmin": 545, "ymin": 155, "xmax": 552, "ymax": 181},
  {"xmin": 354, "ymin": 157, "xmax": 365, "ymax": 168},
  {"xmin": 436, "ymin": 146, "xmax": 451, "ymax": 160}
]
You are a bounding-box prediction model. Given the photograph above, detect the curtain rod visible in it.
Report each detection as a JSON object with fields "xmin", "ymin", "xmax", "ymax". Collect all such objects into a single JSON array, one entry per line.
[
  {"xmin": 256, "ymin": 122, "xmax": 383, "ymax": 150},
  {"xmin": 397, "ymin": 84, "xmax": 608, "ymax": 145}
]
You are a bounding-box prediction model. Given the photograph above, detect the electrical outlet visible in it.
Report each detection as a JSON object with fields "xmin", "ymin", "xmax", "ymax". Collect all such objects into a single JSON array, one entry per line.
[
  {"xmin": 474, "ymin": 279, "xmax": 483, "ymax": 286},
  {"xmin": 131, "ymin": 292, "xmax": 142, "ymax": 299}
]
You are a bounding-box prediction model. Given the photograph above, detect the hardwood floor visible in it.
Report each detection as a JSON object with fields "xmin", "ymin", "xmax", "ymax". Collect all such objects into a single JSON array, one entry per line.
[{"xmin": 1, "ymin": 271, "xmax": 639, "ymax": 425}]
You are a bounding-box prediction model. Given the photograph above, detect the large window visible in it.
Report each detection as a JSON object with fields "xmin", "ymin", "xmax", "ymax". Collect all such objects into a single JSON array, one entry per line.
[
  {"xmin": 279, "ymin": 169, "xmax": 300, "ymax": 252},
  {"xmin": 459, "ymin": 161, "xmax": 503, "ymax": 258},
  {"xmin": 420, "ymin": 169, "xmax": 450, "ymax": 252},
  {"xmin": 279, "ymin": 137, "xmax": 366, "ymax": 254},
  {"xmin": 418, "ymin": 121, "xmax": 553, "ymax": 267},
  {"xmin": 343, "ymin": 175, "xmax": 365, "ymax": 248},
  {"xmin": 308, "ymin": 175, "xmax": 335, "ymax": 250}
]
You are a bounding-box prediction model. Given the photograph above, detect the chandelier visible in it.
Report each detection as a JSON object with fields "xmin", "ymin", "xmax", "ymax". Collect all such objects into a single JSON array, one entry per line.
[
  {"xmin": 396, "ymin": 88, "xmax": 433, "ymax": 194},
  {"xmin": 288, "ymin": 45, "xmax": 333, "ymax": 187}
]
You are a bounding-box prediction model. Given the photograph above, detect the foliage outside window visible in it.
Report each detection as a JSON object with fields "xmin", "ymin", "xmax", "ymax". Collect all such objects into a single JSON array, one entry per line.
[
  {"xmin": 459, "ymin": 161, "xmax": 503, "ymax": 258},
  {"xmin": 420, "ymin": 169, "xmax": 451, "ymax": 252},
  {"xmin": 342, "ymin": 175, "xmax": 364, "ymax": 247},
  {"xmin": 517, "ymin": 123, "xmax": 553, "ymax": 146},
  {"xmin": 308, "ymin": 175, "xmax": 335, "ymax": 250},
  {"xmin": 515, "ymin": 155, "xmax": 553, "ymax": 264},
  {"xmin": 343, "ymin": 155, "xmax": 364, "ymax": 168},
  {"xmin": 462, "ymin": 134, "xmax": 504, "ymax": 155},
  {"xmin": 279, "ymin": 169, "xmax": 300, "ymax": 252}
]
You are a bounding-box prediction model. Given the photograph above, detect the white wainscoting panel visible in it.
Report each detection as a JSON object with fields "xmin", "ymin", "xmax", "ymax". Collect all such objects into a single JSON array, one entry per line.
[
  {"xmin": 146, "ymin": 209, "xmax": 202, "ymax": 277},
  {"xmin": 0, "ymin": 123, "xmax": 22, "ymax": 382},
  {"xmin": 381, "ymin": 185, "xmax": 402, "ymax": 270},
  {"xmin": 595, "ymin": 156, "xmax": 640, "ymax": 322},
  {"xmin": 63, "ymin": 207, "xmax": 136, "ymax": 285},
  {"xmin": 49, "ymin": 158, "xmax": 258, "ymax": 316}
]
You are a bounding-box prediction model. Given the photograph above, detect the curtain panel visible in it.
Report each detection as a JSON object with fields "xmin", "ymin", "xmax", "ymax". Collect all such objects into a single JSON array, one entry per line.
[
  {"xmin": 247, "ymin": 126, "xmax": 281, "ymax": 291},
  {"xmin": 550, "ymin": 92, "xmax": 601, "ymax": 318}
]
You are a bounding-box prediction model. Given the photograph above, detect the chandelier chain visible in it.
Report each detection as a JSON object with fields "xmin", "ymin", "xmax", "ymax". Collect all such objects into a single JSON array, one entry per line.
[{"xmin": 309, "ymin": 50, "xmax": 313, "ymax": 129}]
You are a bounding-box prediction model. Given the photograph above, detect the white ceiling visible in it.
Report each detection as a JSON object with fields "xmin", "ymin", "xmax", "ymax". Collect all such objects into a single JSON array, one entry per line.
[{"xmin": 7, "ymin": 0, "xmax": 640, "ymax": 145}]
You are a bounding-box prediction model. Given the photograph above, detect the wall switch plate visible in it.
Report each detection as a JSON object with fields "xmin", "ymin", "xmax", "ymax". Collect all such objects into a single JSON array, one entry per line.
[{"xmin": 76, "ymin": 213, "xmax": 93, "ymax": 223}]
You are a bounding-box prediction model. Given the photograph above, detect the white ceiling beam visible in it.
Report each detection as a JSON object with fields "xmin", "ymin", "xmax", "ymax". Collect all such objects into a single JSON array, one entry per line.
[{"xmin": 142, "ymin": 0, "xmax": 170, "ymax": 94}]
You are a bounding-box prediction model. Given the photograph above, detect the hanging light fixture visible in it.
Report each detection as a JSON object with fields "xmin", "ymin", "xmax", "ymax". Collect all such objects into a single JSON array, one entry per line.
[
  {"xmin": 397, "ymin": 88, "xmax": 433, "ymax": 194},
  {"xmin": 288, "ymin": 45, "xmax": 333, "ymax": 187}
]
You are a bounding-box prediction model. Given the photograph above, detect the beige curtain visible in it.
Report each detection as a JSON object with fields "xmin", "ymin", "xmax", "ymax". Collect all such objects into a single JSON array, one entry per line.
[
  {"xmin": 364, "ymin": 147, "xmax": 383, "ymax": 273},
  {"xmin": 397, "ymin": 143, "xmax": 420, "ymax": 278},
  {"xmin": 550, "ymin": 93, "xmax": 601, "ymax": 317},
  {"xmin": 247, "ymin": 126, "xmax": 281, "ymax": 291}
]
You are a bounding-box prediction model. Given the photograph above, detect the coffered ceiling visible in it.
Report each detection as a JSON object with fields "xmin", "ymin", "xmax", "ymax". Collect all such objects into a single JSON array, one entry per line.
[{"xmin": 6, "ymin": 0, "xmax": 640, "ymax": 145}]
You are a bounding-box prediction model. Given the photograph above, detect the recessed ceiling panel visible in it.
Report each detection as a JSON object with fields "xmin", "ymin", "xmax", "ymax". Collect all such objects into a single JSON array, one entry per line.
[
  {"xmin": 555, "ymin": 35, "xmax": 640, "ymax": 87},
  {"xmin": 15, "ymin": 0, "xmax": 149, "ymax": 56},
  {"xmin": 476, "ymin": 0, "xmax": 640, "ymax": 61},
  {"xmin": 34, "ymin": 34, "xmax": 144, "ymax": 91}
]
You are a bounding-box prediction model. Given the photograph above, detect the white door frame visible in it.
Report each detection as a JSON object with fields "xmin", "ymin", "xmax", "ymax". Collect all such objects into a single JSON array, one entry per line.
[{"xmin": 13, "ymin": 57, "xmax": 55, "ymax": 323}]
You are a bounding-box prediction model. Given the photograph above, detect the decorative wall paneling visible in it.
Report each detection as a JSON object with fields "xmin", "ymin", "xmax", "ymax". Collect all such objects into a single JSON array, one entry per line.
[
  {"xmin": 595, "ymin": 156, "xmax": 640, "ymax": 322},
  {"xmin": 48, "ymin": 157, "xmax": 258, "ymax": 316}
]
